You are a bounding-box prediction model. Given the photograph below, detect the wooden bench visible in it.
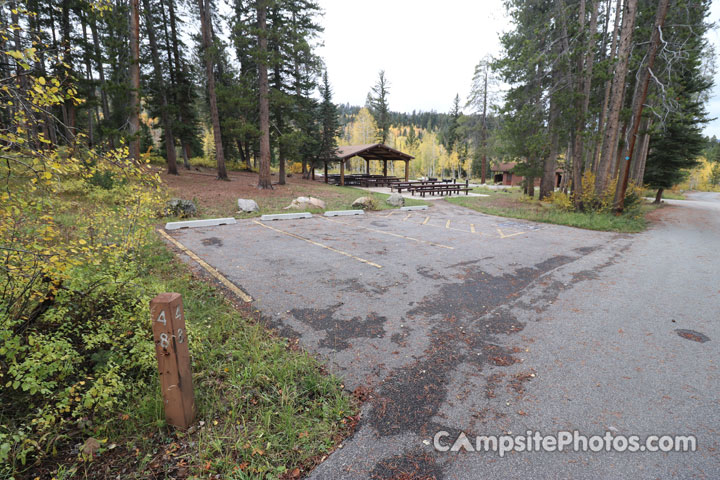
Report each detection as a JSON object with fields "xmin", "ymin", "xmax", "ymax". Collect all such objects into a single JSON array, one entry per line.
[
  {"xmin": 409, "ymin": 181, "xmax": 472, "ymax": 197},
  {"xmin": 391, "ymin": 180, "xmax": 444, "ymax": 193}
]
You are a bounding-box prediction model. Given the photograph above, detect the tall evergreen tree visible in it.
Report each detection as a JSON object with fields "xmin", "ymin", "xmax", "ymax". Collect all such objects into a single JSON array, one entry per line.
[
  {"xmin": 367, "ymin": 70, "xmax": 390, "ymax": 144},
  {"xmin": 317, "ymin": 70, "xmax": 340, "ymax": 164},
  {"xmin": 198, "ymin": 0, "xmax": 228, "ymax": 180},
  {"xmin": 256, "ymin": 0, "xmax": 272, "ymax": 189},
  {"xmin": 643, "ymin": 1, "xmax": 713, "ymax": 203}
]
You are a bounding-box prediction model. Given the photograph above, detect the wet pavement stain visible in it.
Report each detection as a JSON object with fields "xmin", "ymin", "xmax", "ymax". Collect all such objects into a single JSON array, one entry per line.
[
  {"xmin": 417, "ymin": 265, "xmax": 448, "ymax": 280},
  {"xmin": 201, "ymin": 237, "xmax": 223, "ymax": 247},
  {"xmin": 367, "ymin": 255, "xmax": 581, "ymax": 440},
  {"xmin": 359, "ymin": 249, "xmax": 637, "ymax": 477},
  {"xmin": 675, "ymin": 329, "xmax": 710, "ymax": 343},
  {"xmin": 290, "ymin": 304, "xmax": 387, "ymax": 350}
]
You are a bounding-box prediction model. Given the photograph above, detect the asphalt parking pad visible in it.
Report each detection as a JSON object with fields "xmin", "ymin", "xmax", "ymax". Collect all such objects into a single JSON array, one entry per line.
[{"xmin": 166, "ymin": 201, "xmax": 632, "ymax": 478}]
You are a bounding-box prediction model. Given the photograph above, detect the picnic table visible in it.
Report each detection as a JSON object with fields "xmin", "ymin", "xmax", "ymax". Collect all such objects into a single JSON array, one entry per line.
[
  {"xmin": 409, "ymin": 180, "xmax": 472, "ymax": 197},
  {"xmin": 359, "ymin": 176, "xmax": 400, "ymax": 187},
  {"xmin": 391, "ymin": 180, "xmax": 443, "ymax": 193}
]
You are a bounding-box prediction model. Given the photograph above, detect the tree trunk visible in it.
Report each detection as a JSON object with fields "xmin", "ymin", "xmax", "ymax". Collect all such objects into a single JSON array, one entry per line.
[
  {"xmin": 90, "ymin": 15, "xmax": 112, "ymax": 148},
  {"xmin": 571, "ymin": 0, "xmax": 599, "ymax": 209},
  {"xmin": 594, "ymin": 0, "xmax": 623, "ymax": 174},
  {"xmin": 198, "ymin": 0, "xmax": 228, "ymax": 180},
  {"xmin": 540, "ymin": 50, "xmax": 561, "ymax": 200},
  {"xmin": 167, "ymin": 0, "xmax": 191, "ymax": 169},
  {"xmin": 182, "ymin": 142, "xmax": 191, "ymax": 169},
  {"xmin": 128, "ymin": 0, "xmax": 141, "ymax": 160},
  {"xmin": 142, "ymin": 0, "xmax": 178, "ymax": 174},
  {"xmin": 158, "ymin": 0, "xmax": 176, "ymax": 85},
  {"xmin": 10, "ymin": 0, "xmax": 31, "ymax": 140},
  {"xmin": 613, "ymin": 0, "xmax": 671, "ymax": 213},
  {"xmin": 480, "ymin": 66, "xmax": 488, "ymax": 185},
  {"xmin": 27, "ymin": 0, "xmax": 56, "ymax": 147},
  {"xmin": 653, "ymin": 188, "xmax": 664, "ymax": 204},
  {"xmin": 79, "ymin": 11, "xmax": 96, "ymax": 147},
  {"xmin": 632, "ymin": 119, "xmax": 652, "ymax": 184},
  {"xmin": 257, "ymin": 1, "xmax": 272, "ymax": 189},
  {"xmin": 276, "ymin": 105, "xmax": 286, "ymax": 185},
  {"xmin": 61, "ymin": 0, "xmax": 77, "ymax": 144},
  {"xmin": 596, "ymin": 0, "xmax": 637, "ymax": 192}
]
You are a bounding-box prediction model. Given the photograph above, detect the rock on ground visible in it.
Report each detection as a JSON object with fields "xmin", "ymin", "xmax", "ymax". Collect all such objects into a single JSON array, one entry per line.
[
  {"xmin": 237, "ymin": 198, "xmax": 260, "ymax": 213},
  {"xmin": 351, "ymin": 196, "xmax": 378, "ymax": 210},
  {"xmin": 284, "ymin": 196, "xmax": 326, "ymax": 210},
  {"xmin": 386, "ymin": 193, "xmax": 405, "ymax": 207}
]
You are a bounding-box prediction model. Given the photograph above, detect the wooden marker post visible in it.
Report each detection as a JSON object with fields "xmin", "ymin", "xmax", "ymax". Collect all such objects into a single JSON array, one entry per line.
[{"xmin": 150, "ymin": 293, "xmax": 196, "ymax": 429}]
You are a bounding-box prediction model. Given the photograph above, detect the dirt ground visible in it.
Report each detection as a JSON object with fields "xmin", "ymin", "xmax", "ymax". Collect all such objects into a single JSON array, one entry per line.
[{"xmin": 158, "ymin": 167, "xmax": 359, "ymax": 217}]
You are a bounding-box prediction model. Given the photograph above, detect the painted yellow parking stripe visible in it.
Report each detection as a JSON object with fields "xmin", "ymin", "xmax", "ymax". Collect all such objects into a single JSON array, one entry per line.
[
  {"xmin": 403, "ymin": 213, "xmax": 412, "ymax": 221},
  {"xmin": 253, "ymin": 220, "xmax": 383, "ymax": 268},
  {"xmin": 320, "ymin": 216, "xmax": 454, "ymax": 250},
  {"xmin": 422, "ymin": 216, "xmax": 430, "ymax": 225},
  {"xmin": 471, "ymin": 224, "xmax": 476, "ymax": 233},
  {"xmin": 445, "ymin": 219, "xmax": 451, "ymax": 229},
  {"xmin": 417, "ymin": 218, "xmax": 487, "ymax": 236},
  {"xmin": 158, "ymin": 229, "xmax": 253, "ymax": 302},
  {"xmin": 496, "ymin": 228, "xmax": 525, "ymax": 239}
]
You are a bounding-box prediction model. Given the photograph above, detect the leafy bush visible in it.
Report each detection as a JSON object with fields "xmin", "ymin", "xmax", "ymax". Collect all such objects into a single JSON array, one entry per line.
[
  {"xmin": 551, "ymin": 172, "xmax": 644, "ymax": 213},
  {"xmin": 0, "ymin": 157, "xmax": 164, "ymax": 475},
  {"xmin": 549, "ymin": 191, "xmax": 573, "ymax": 210},
  {"xmin": 0, "ymin": 37, "xmax": 165, "ymax": 473}
]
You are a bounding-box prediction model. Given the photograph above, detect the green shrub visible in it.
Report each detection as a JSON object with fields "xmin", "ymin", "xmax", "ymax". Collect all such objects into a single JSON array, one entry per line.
[
  {"xmin": 87, "ymin": 170, "xmax": 120, "ymax": 190},
  {"xmin": 0, "ymin": 148, "xmax": 164, "ymax": 476}
]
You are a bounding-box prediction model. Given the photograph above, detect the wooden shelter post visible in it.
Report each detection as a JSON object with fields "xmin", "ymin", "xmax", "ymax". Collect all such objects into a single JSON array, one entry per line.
[
  {"xmin": 383, "ymin": 159, "xmax": 387, "ymax": 178},
  {"xmin": 404, "ymin": 160, "xmax": 409, "ymax": 181},
  {"xmin": 340, "ymin": 159, "xmax": 345, "ymax": 186},
  {"xmin": 324, "ymin": 161, "xmax": 328, "ymax": 183},
  {"xmin": 366, "ymin": 159, "xmax": 370, "ymax": 175}
]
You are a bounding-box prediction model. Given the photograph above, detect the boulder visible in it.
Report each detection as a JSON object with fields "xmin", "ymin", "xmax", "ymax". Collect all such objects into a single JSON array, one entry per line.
[
  {"xmin": 386, "ymin": 193, "xmax": 405, "ymax": 207},
  {"xmin": 284, "ymin": 196, "xmax": 326, "ymax": 210},
  {"xmin": 351, "ymin": 196, "xmax": 378, "ymax": 210},
  {"xmin": 237, "ymin": 198, "xmax": 260, "ymax": 213},
  {"xmin": 166, "ymin": 198, "xmax": 197, "ymax": 218}
]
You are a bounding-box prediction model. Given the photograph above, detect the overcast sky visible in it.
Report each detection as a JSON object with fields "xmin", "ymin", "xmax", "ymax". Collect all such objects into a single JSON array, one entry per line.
[{"xmin": 315, "ymin": 0, "xmax": 720, "ymax": 137}]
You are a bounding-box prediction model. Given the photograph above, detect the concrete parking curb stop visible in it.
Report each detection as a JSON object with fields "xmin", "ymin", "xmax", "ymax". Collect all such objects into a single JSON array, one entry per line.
[
  {"xmin": 401, "ymin": 205, "xmax": 429, "ymax": 211},
  {"xmin": 324, "ymin": 210, "xmax": 365, "ymax": 217},
  {"xmin": 165, "ymin": 218, "xmax": 236, "ymax": 230},
  {"xmin": 260, "ymin": 212, "xmax": 312, "ymax": 221}
]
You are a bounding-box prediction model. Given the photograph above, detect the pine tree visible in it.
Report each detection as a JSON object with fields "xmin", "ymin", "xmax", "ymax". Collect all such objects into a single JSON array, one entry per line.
[
  {"xmin": 643, "ymin": 7, "xmax": 713, "ymax": 204},
  {"xmin": 317, "ymin": 70, "xmax": 340, "ymax": 164},
  {"xmin": 367, "ymin": 70, "xmax": 390, "ymax": 144},
  {"xmin": 256, "ymin": 0, "xmax": 272, "ymax": 189},
  {"xmin": 198, "ymin": 0, "xmax": 228, "ymax": 180}
]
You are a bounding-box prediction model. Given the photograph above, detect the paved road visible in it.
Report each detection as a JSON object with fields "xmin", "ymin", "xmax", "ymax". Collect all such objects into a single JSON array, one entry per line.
[{"xmin": 168, "ymin": 195, "xmax": 719, "ymax": 479}]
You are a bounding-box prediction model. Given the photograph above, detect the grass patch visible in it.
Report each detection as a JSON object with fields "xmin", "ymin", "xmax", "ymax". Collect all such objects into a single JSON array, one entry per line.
[
  {"xmin": 447, "ymin": 189, "xmax": 655, "ymax": 233},
  {"xmin": 471, "ymin": 186, "xmax": 519, "ymax": 195},
  {"xmin": 46, "ymin": 239, "xmax": 357, "ymax": 479}
]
